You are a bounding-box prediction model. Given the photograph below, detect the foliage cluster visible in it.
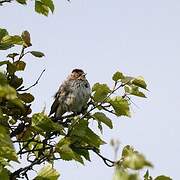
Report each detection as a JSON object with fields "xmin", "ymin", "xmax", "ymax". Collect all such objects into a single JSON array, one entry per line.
[{"xmin": 0, "ymin": 1, "xmax": 172, "ymax": 180}]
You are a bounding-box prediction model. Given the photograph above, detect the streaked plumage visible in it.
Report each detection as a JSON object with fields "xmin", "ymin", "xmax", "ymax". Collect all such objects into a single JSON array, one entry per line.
[{"xmin": 49, "ymin": 69, "xmax": 91, "ymax": 118}]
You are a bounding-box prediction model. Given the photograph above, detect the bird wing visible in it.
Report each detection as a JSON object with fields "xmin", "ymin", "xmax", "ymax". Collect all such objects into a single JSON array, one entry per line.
[
  {"xmin": 49, "ymin": 98, "xmax": 59, "ymax": 116},
  {"xmin": 49, "ymin": 80, "xmax": 70, "ymax": 116}
]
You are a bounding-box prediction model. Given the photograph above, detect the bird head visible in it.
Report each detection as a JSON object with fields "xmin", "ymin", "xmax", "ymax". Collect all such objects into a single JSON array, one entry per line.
[{"xmin": 70, "ymin": 69, "xmax": 87, "ymax": 80}]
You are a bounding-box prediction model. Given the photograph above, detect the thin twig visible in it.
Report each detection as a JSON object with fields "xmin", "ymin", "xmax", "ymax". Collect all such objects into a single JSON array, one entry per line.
[
  {"xmin": 0, "ymin": 0, "xmax": 12, "ymax": 5},
  {"xmin": 101, "ymin": 106, "xmax": 117, "ymax": 115},
  {"xmin": 126, "ymin": 95, "xmax": 140, "ymax": 109},
  {"xmin": 17, "ymin": 134, "xmax": 37, "ymax": 155},
  {"xmin": 13, "ymin": 139, "xmax": 41, "ymax": 143},
  {"xmin": 24, "ymin": 173, "xmax": 29, "ymax": 180},
  {"xmin": 18, "ymin": 46, "xmax": 25, "ymax": 61},
  {"xmin": 17, "ymin": 69, "xmax": 45, "ymax": 91},
  {"xmin": 19, "ymin": 147, "xmax": 52, "ymax": 155},
  {"xmin": 11, "ymin": 157, "xmax": 46, "ymax": 179},
  {"xmin": 92, "ymin": 149, "xmax": 115, "ymax": 167}
]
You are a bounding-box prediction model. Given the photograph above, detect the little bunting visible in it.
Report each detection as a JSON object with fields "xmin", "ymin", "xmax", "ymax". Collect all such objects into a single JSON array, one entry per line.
[{"xmin": 49, "ymin": 69, "xmax": 91, "ymax": 118}]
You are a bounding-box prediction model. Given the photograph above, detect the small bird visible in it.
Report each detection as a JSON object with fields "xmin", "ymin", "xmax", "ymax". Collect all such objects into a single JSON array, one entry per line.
[{"xmin": 49, "ymin": 69, "xmax": 91, "ymax": 119}]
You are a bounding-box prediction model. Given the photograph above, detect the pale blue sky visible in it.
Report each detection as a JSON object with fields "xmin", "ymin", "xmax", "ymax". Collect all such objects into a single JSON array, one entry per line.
[{"xmin": 0, "ymin": 0, "xmax": 180, "ymax": 179}]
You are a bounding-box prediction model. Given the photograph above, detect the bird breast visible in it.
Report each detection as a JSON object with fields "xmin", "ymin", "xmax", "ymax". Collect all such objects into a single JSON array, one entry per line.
[{"xmin": 65, "ymin": 80, "xmax": 91, "ymax": 113}]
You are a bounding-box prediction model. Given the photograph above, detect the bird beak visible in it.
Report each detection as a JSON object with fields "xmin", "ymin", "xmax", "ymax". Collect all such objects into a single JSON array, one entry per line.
[{"xmin": 82, "ymin": 73, "xmax": 87, "ymax": 77}]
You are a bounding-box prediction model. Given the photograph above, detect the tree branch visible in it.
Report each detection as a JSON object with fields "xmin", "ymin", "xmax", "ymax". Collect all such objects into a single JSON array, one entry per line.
[
  {"xmin": 17, "ymin": 46, "xmax": 26, "ymax": 61},
  {"xmin": 17, "ymin": 69, "xmax": 45, "ymax": 91},
  {"xmin": 0, "ymin": 0, "xmax": 13, "ymax": 5},
  {"xmin": 10, "ymin": 157, "xmax": 46, "ymax": 180}
]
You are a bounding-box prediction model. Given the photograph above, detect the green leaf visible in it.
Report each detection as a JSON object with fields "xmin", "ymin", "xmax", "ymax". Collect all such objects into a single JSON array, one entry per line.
[
  {"xmin": 21, "ymin": 30, "xmax": 32, "ymax": 47},
  {"xmin": 35, "ymin": 1, "xmax": 49, "ymax": 16},
  {"xmin": 155, "ymin": 176, "xmax": 172, "ymax": 180},
  {"xmin": 113, "ymin": 165, "xmax": 139, "ymax": 180},
  {"xmin": 1, "ymin": 35, "xmax": 23, "ymax": 45},
  {"xmin": 7, "ymin": 62, "xmax": 16, "ymax": 75},
  {"xmin": 0, "ymin": 72, "xmax": 7, "ymax": 85},
  {"xmin": 121, "ymin": 145, "xmax": 153, "ymax": 170},
  {"xmin": 0, "ymin": 43, "xmax": 14, "ymax": 50},
  {"xmin": 16, "ymin": 0, "xmax": 27, "ymax": 4},
  {"xmin": 121, "ymin": 76, "xmax": 134, "ymax": 84},
  {"xmin": 144, "ymin": 170, "xmax": 153, "ymax": 180},
  {"xmin": 0, "ymin": 125, "xmax": 18, "ymax": 161},
  {"xmin": 7, "ymin": 98, "xmax": 26, "ymax": 116},
  {"xmin": 71, "ymin": 147, "xmax": 90, "ymax": 161},
  {"xmin": 0, "ymin": 28, "xmax": 8, "ymax": 42},
  {"xmin": 0, "ymin": 157, "xmax": 10, "ymax": 166},
  {"xmin": 56, "ymin": 137, "xmax": 84, "ymax": 164},
  {"xmin": 92, "ymin": 83, "xmax": 111, "ymax": 102},
  {"xmin": 93, "ymin": 112, "xmax": 113, "ymax": 129},
  {"xmin": 132, "ymin": 76, "xmax": 147, "ymax": 90},
  {"xmin": 14, "ymin": 61, "xmax": 26, "ymax": 71},
  {"xmin": 0, "ymin": 30, "xmax": 21, "ymax": 50},
  {"xmin": 32, "ymin": 113, "xmax": 65, "ymax": 135},
  {"xmin": 56, "ymin": 138, "xmax": 76, "ymax": 161},
  {"xmin": 9, "ymin": 98, "xmax": 25, "ymax": 110},
  {"xmin": 0, "ymin": 30, "xmax": 19, "ymax": 50},
  {"xmin": 7, "ymin": 53, "xmax": 19, "ymax": 59},
  {"xmin": 0, "ymin": 85, "xmax": 17, "ymax": 100},
  {"xmin": 41, "ymin": 0, "xmax": 55, "ymax": 13},
  {"xmin": 0, "ymin": 61, "xmax": 9, "ymax": 67},
  {"xmin": 30, "ymin": 51, "xmax": 45, "ymax": 58},
  {"xmin": 35, "ymin": 163, "xmax": 60, "ymax": 180},
  {"xmin": 27, "ymin": 138, "xmax": 43, "ymax": 158},
  {"xmin": 70, "ymin": 120, "xmax": 105, "ymax": 148},
  {"xmin": 0, "ymin": 166, "xmax": 10, "ymax": 180},
  {"xmin": 18, "ymin": 93, "xmax": 34, "ymax": 103},
  {"xmin": 109, "ymin": 96, "xmax": 130, "ymax": 117},
  {"xmin": 112, "ymin": 71, "xmax": 124, "ymax": 81},
  {"xmin": 125, "ymin": 86, "xmax": 146, "ymax": 98},
  {"xmin": 0, "ymin": 112, "xmax": 9, "ymax": 127},
  {"xmin": 9, "ymin": 75, "xmax": 23, "ymax": 89}
]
